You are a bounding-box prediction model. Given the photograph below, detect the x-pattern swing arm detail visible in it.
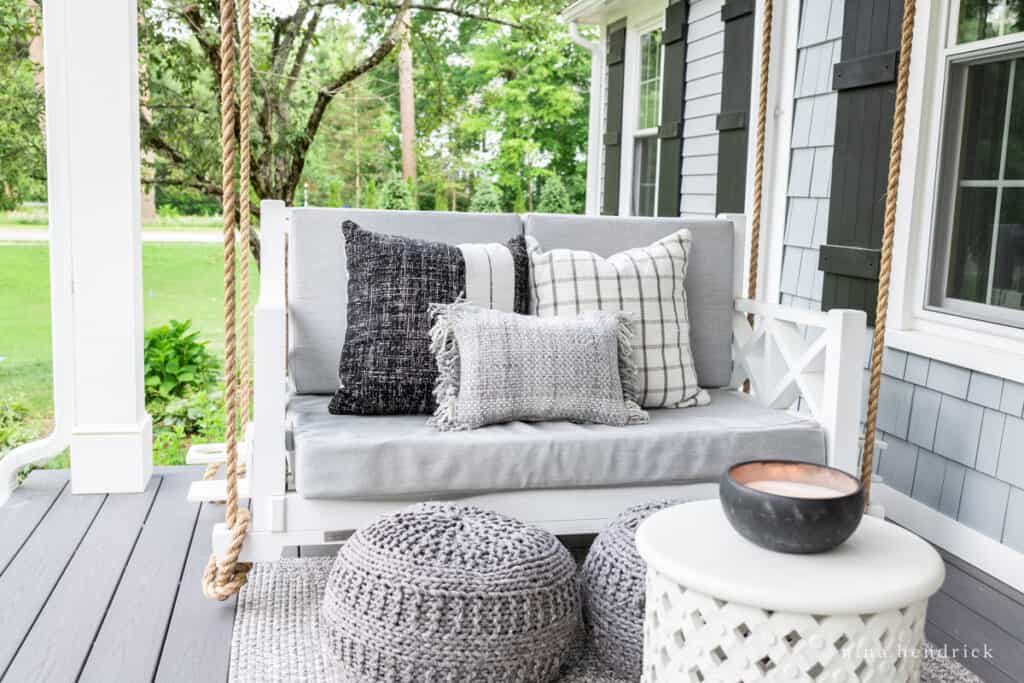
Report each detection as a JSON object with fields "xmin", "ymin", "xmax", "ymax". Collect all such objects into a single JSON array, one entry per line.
[{"xmin": 199, "ymin": 0, "xmax": 918, "ymax": 599}]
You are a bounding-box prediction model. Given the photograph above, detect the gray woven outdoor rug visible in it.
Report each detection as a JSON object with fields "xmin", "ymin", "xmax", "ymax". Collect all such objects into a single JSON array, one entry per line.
[{"xmin": 229, "ymin": 558, "xmax": 985, "ymax": 683}]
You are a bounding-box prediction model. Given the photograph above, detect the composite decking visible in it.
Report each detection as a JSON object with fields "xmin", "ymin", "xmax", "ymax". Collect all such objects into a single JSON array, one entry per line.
[
  {"xmin": 2, "ymin": 467, "xmax": 1022, "ymax": 682},
  {"xmin": 0, "ymin": 466, "xmax": 236, "ymax": 682}
]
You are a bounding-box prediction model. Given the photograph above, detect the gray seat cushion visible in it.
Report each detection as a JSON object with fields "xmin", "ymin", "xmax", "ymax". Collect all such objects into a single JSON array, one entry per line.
[
  {"xmin": 288, "ymin": 389, "xmax": 826, "ymax": 500},
  {"xmin": 523, "ymin": 214, "xmax": 734, "ymax": 388}
]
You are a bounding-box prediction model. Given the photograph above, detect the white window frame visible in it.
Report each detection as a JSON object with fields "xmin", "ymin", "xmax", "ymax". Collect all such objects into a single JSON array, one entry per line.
[
  {"xmin": 619, "ymin": 11, "xmax": 665, "ymax": 216},
  {"xmin": 885, "ymin": 0, "xmax": 1024, "ymax": 382}
]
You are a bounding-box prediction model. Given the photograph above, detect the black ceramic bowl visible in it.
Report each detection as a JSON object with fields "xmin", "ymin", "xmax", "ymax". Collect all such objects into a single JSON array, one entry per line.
[{"xmin": 720, "ymin": 460, "xmax": 865, "ymax": 554}]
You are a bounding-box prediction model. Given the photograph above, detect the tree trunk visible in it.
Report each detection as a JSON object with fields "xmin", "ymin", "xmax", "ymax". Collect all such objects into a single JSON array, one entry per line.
[{"xmin": 397, "ymin": 10, "xmax": 417, "ymax": 182}]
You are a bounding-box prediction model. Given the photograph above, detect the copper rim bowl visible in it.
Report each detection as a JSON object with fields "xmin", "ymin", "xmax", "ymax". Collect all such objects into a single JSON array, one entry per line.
[{"xmin": 719, "ymin": 460, "xmax": 865, "ymax": 554}]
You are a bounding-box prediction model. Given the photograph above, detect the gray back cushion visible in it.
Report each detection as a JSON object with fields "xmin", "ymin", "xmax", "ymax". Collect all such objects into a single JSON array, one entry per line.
[
  {"xmin": 288, "ymin": 208, "xmax": 524, "ymax": 394},
  {"xmin": 523, "ymin": 214, "xmax": 734, "ymax": 388}
]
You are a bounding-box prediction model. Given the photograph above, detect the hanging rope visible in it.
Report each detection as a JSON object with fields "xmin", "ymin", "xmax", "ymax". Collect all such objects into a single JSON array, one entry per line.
[
  {"xmin": 862, "ymin": 0, "xmax": 917, "ymax": 505},
  {"xmin": 203, "ymin": 0, "xmax": 252, "ymax": 602},
  {"xmin": 747, "ymin": 0, "xmax": 772, "ymax": 303},
  {"xmin": 741, "ymin": 0, "xmax": 772, "ymax": 396},
  {"xmin": 239, "ymin": 0, "xmax": 253, "ymax": 437}
]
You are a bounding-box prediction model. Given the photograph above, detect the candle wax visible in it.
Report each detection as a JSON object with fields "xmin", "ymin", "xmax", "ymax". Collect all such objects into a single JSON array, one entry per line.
[{"xmin": 746, "ymin": 479, "xmax": 842, "ymax": 499}]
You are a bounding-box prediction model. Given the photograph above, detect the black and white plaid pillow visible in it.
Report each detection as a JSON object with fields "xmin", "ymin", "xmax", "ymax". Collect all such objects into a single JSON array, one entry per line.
[
  {"xmin": 329, "ymin": 221, "xmax": 530, "ymax": 415},
  {"xmin": 526, "ymin": 230, "xmax": 710, "ymax": 409}
]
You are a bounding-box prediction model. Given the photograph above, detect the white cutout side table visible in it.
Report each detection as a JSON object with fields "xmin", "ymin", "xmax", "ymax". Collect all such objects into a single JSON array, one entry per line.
[{"xmin": 636, "ymin": 500, "xmax": 945, "ymax": 683}]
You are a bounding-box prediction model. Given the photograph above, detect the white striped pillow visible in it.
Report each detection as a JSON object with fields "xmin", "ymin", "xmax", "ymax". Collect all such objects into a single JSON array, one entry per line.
[{"xmin": 526, "ymin": 230, "xmax": 710, "ymax": 409}]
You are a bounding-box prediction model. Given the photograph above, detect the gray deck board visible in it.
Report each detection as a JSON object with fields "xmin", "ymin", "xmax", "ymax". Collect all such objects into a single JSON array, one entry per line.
[
  {"xmin": 78, "ymin": 469, "xmax": 200, "ymax": 683},
  {"xmin": 0, "ymin": 481, "xmax": 105, "ymax": 677},
  {"xmin": 3, "ymin": 478, "xmax": 160, "ymax": 682},
  {"xmin": 3, "ymin": 468, "xmax": 1023, "ymax": 682},
  {"xmin": 926, "ymin": 620, "xmax": 1016, "ymax": 683},
  {"xmin": 937, "ymin": 548, "xmax": 1024, "ymax": 645},
  {"xmin": 154, "ymin": 499, "xmax": 236, "ymax": 683},
  {"xmin": 0, "ymin": 469, "xmax": 68, "ymax": 574},
  {"xmin": 928, "ymin": 590, "xmax": 1024, "ymax": 682}
]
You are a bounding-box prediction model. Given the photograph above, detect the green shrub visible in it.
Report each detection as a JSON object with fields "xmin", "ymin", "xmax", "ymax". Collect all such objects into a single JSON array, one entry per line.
[
  {"xmin": 537, "ymin": 176, "xmax": 574, "ymax": 214},
  {"xmin": 143, "ymin": 320, "xmax": 220, "ymax": 404},
  {"xmin": 0, "ymin": 398, "xmax": 34, "ymax": 453},
  {"xmin": 379, "ymin": 173, "xmax": 417, "ymax": 210},
  {"xmin": 469, "ymin": 181, "xmax": 503, "ymax": 213},
  {"xmin": 363, "ymin": 179, "xmax": 379, "ymax": 209},
  {"xmin": 433, "ymin": 184, "xmax": 449, "ymax": 211},
  {"xmin": 156, "ymin": 388, "xmax": 225, "ymax": 437}
]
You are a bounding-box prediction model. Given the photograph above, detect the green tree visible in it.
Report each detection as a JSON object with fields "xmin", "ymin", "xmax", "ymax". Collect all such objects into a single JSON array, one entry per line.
[
  {"xmin": 138, "ymin": 0, "xmax": 546, "ymax": 255},
  {"xmin": 364, "ymin": 178, "xmax": 379, "ymax": 209},
  {"xmin": 412, "ymin": 9, "xmax": 590, "ymax": 212},
  {"xmin": 379, "ymin": 172, "xmax": 416, "ymax": 209},
  {"xmin": 0, "ymin": 1, "xmax": 45, "ymax": 210},
  {"xmin": 469, "ymin": 180, "xmax": 503, "ymax": 213},
  {"xmin": 537, "ymin": 176, "xmax": 573, "ymax": 214},
  {"xmin": 433, "ymin": 182, "xmax": 449, "ymax": 211}
]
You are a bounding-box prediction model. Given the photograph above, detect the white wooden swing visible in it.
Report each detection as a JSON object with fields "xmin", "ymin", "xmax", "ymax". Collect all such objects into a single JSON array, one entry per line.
[{"xmin": 197, "ymin": 0, "xmax": 918, "ymax": 601}]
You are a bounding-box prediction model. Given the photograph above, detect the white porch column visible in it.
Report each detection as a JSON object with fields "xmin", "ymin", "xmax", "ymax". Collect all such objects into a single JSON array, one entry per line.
[{"xmin": 43, "ymin": 0, "xmax": 152, "ymax": 494}]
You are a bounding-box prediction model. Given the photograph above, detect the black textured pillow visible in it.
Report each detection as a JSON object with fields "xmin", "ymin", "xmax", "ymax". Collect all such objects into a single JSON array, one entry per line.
[{"xmin": 329, "ymin": 221, "xmax": 530, "ymax": 415}]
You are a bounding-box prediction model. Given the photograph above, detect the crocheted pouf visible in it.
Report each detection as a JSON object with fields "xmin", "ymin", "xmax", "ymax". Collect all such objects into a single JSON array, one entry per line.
[
  {"xmin": 580, "ymin": 499, "xmax": 687, "ymax": 679},
  {"xmin": 320, "ymin": 502, "xmax": 581, "ymax": 682}
]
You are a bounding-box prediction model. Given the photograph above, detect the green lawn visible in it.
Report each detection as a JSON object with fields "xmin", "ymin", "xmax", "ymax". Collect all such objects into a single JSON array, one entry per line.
[
  {"xmin": 0, "ymin": 242, "xmax": 257, "ymax": 449},
  {"xmin": 0, "ymin": 206, "xmax": 222, "ymax": 232}
]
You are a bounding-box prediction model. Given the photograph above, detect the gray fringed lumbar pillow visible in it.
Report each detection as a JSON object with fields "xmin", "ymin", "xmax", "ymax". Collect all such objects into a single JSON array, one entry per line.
[{"xmin": 428, "ymin": 302, "xmax": 649, "ymax": 430}]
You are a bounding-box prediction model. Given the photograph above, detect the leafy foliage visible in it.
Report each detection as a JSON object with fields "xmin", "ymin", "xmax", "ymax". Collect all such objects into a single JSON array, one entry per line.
[
  {"xmin": 469, "ymin": 180, "xmax": 503, "ymax": 213},
  {"xmin": 537, "ymin": 176, "xmax": 573, "ymax": 214},
  {"xmin": 0, "ymin": 397, "xmax": 34, "ymax": 453},
  {"xmin": 143, "ymin": 321, "xmax": 225, "ymax": 465},
  {"xmin": 143, "ymin": 320, "xmax": 220, "ymax": 403},
  {"xmin": 0, "ymin": 1, "xmax": 45, "ymax": 210},
  {"xmin": 156, "ymin": 387, "xmax": 225, "ymax": 435},
  {"xmin": 414, "ymin": 8, "xmax": 590, "ymax": 212},
  {"xmin": 379, "ymin": 172, "xmax": 417, "ymax": 210}
]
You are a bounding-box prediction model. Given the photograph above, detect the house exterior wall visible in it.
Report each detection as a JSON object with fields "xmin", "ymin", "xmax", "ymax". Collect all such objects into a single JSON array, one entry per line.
[
  {"xmin": 679, "ymin": 0, "xmax": 724, "ymax": 216},
  {"xmin": 588, "ymin": 0, "xmax": 725, "ymax": 217},
  {"xmin": 777, "ymin": 0, "xmax": 841, "ymax": 310},
  {"xmin": 776, "ymin": 0, "xmax": 1024, "ymax": 554}
]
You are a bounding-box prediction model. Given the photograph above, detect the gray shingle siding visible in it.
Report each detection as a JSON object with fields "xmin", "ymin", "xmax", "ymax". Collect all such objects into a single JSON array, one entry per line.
[
  {"xmin": 778, "ymin": 1, "xmax": 842, "ymax": 305},
  {"xmin": 874, "ymin": 352, "xmax": 1024, "ymax": 545}
]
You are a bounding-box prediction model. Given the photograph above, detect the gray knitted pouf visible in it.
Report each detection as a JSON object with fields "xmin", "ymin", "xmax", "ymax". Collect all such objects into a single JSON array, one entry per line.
[
  {"xmin": 580, "ymin": 499, "xmax": 687, "ymax": 679},
  {"xmin": 320, "ymin": 502, "xmax": 581, "ymax": 682}
]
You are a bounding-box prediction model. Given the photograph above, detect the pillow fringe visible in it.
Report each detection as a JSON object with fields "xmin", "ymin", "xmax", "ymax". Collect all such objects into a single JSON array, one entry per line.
[
  {"xmin": 615, "ymin": 312, "xmax": 650, "ymax": 425},
  {"xmin": 428, "ymin": 302, "xmax": 467, "ymax": 431}
]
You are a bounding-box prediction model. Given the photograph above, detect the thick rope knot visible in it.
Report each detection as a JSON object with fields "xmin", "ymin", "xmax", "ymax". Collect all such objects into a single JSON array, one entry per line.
[{"xmin": 201, "ymin": 508, "xmax": 252, "ymax": 601}]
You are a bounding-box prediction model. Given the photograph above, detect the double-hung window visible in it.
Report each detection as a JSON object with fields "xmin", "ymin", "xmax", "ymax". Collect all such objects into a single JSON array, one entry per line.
[
  {"xmin": 929, "ymin": 1, "xmax": 1024, "ymax": 326},
  {"xmin": 632, "ymin": 28, "xmax": 663, "ymax": 217}
]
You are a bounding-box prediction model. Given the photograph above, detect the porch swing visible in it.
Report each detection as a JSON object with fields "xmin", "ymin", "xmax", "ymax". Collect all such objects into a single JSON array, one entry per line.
[{"xmin": 199, "ymin": 0, "xmax": 919, "ymax": 601}]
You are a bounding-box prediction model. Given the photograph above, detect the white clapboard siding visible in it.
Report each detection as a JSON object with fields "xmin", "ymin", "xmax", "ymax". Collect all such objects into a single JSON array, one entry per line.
[{"xmin": 680, "ymin": 1, "xmax": 725, "ymax": 216}]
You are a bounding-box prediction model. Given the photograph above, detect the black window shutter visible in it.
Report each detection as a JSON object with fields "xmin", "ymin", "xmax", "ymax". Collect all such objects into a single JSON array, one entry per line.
[
  {"xmin": 602, "ymin": 18, "xmax": 627, "ymax": 216},
  {"xmin": 656, "ymin": 2, "xmax": 689, "ymax": 217},
  {"xmin": 819, "ymin": 0, "xmax": 903, "ymax": 325},
  {"xmin": 715, "ymin": 0, "xmax": 755, "ymax": 214}
]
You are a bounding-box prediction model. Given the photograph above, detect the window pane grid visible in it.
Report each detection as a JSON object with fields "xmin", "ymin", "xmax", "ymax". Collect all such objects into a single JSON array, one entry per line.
[
  {"xmin": 637, "ymin": 30, "xmax": 663, "ymax": 131},
  {"xmin": 943, "ymin": 55, "xmax": 1024, "ymax": 320}
]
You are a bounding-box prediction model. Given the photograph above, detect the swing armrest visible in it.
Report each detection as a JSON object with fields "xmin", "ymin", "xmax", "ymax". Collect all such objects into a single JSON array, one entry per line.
[
  {"xmin": 249, "ymin": 201, "xmax": 290, "ymax": 517},
  {"xmin": 732, "ymin": 298, "xmax": 866, "ymax": 476}
]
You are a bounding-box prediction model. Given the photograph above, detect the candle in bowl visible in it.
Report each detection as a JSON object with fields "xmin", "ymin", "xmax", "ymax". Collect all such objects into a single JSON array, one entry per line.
[
  {"xmin": 745, "ymin": 479, "xmax": 844, "ymax": 499},
  {"xmin": 719, "ymin": 460, "xmax": 865, "ymax": 554}
]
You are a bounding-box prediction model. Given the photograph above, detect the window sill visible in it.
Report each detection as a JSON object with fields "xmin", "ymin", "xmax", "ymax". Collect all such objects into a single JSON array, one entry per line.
[{"xmin": 886, "ymin": 321, "xmax": 1024, "ymax": 384}]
